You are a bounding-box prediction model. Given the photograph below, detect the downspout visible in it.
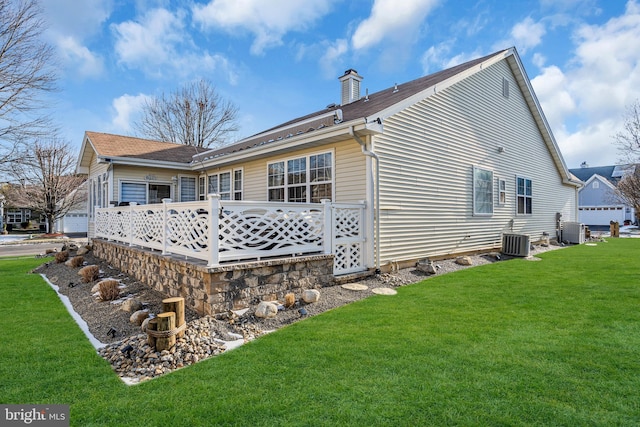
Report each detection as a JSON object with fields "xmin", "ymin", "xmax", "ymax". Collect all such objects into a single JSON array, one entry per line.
[{"xmin": 350, "ymin": 127, "xmax": 381, "ymax": 274}]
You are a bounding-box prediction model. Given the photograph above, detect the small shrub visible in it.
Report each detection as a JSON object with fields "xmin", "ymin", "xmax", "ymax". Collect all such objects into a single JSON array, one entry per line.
[
  {"xmin": 20, "ymin": 221, "xmax": 30, "ymax": 229},
  {"xmin": 98, "ymin": 279, "xmax": 120, "ymax": 301},
  {"xmin": 69, "ymin": 256, "xmax": 84, "ymax": 268},
  {"xmin": 55, "ymin": 251, "xmax": 69, "ymax": 264},
  {"xmin": 78, "ymin": 265, "xmax": 100, "ymax": 283}
]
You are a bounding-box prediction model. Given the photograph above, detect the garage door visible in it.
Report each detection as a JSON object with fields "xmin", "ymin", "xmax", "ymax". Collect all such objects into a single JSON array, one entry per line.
[
  {"xmin": 63, "ymin": 213, "xmax": 88, "ymax": 233},
  {"xmin": 578, "ymin": 206, "xmax": 625, "ymax": 226}
]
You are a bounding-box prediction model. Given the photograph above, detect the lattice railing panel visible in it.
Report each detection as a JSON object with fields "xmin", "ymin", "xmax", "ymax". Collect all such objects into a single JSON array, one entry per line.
[
  {"xmin": 131, "ymin": 206, "xmax": 164, "ymax": 250},
  {"xmin": 331, "ymin": 203, "xmax": 366, "ymax": 275},
  {"xmin": 333, "ymin": 243, "xmax": 363, "ymax": 275},
  {"xmin": 165, "ymin": 207, "xmax": 210, "ymax": 253},
  {"xmin": 95, "ymin": 208, "xmax": 130, "ymax": 241},
  {"xmin": 333, "ymin": 206, "xmax": 362, "ymax": 239},
  {"xmin": 94, "ymin": 199, "xmax": 366, "ymax": 271},
  {"xmin": 218, "ymin": 203, "xmax": 324, "ymax": 260}
]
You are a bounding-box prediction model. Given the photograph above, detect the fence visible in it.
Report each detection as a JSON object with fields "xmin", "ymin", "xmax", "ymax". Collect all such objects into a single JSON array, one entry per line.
[{"xmin": 95, "ymin": 195, "xmax": 366, "ymax": 273}]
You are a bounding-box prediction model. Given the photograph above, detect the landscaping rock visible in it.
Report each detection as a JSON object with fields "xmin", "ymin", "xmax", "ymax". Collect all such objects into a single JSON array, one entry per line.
[
  {"xmin": 77, "ymin": 246, "xmax": 90, "ymax": 256},
  {"xmin": 284, "ymin": 293, "xmax": 296, "ymax": 308},
  {"xmin": 255, "ymin": 301, "xmax": 278, "ymax": 319},
  {"xmin": 302, "ymin": 289, "xmax": 320, "ymax": 303},
  {"xmin": 416, "ymin": 259, "xmax": 437, "ymax": 274},
  {"xmin": 455, "ymin": 256, "xmax": 473, "ymax": 266},
  {"xmin": 121, "ymin": 298, "xmax": 143, "ymax": 313},
  {"xmin": 130, "ymin": 310, "xmax": 149, "ymax": 325},
  {"xmin": 341, "ymin": 283, "xmax": 368, "ymax": 291}
]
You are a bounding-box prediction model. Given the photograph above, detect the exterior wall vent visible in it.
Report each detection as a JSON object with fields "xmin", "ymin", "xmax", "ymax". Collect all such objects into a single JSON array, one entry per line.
[
  {"xmin": 502, "ymin": 233, "xmax": 530, "ymax": 257},
  {"xmin": 339, "ymin": 69, "xmax": 363, "ymax": 105}
]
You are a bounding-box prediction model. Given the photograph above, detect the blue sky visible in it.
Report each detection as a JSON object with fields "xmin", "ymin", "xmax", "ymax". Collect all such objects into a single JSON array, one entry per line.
[{"xmin": 41, "ymin": 0, "xmax": 640, "ymax": 168}]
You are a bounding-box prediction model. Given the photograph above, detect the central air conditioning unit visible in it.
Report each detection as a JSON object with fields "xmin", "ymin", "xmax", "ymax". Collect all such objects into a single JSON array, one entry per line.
[
  {"xmin": 562, "ymin": 221, "xmax": 585, "ymax": 244},
  {"xmin": 502, "ymin": 233, "xmax": 531, "ymax": 257}
]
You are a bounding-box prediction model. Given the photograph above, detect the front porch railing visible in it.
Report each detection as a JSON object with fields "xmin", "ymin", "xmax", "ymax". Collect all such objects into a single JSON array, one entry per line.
[{"xmin": 95, "ymin": 195, "xmax": 336, "ymax": 268}]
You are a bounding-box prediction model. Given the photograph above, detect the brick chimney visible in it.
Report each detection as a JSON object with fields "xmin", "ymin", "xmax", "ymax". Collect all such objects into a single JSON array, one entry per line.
[{"xmin": 339, "ymin": 69, "xmax": 363, "ymax": 105}]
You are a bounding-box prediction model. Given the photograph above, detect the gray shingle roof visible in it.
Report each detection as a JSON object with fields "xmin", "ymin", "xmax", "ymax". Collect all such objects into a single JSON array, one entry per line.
[{"xmin": 195, "ymin": 50, "xmax": 505, "ymax": 162}]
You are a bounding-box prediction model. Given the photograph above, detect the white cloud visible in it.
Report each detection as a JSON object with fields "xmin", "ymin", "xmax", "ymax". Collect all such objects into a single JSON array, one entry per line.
[
  {"xmin": 532, "ymin": 0, "xmax": 640, "ymax": 167},
  {"xmin": 43, "ymin": 0, "xmax": 113, "ymax": 39},
  {"xmin": 351, "ymin": 0, "xmax": 440, "ymax": 50},
  {"xmin": 319, "ymin": 39, "xmax": 349, "ymax": 78},
  {"xmin": 56, "ymin": 36, "xmax": 104, "ymax": 78},
  {"xmin": 112, "ymin": 8, "xmax": 186, "ymax": 73},
  {"xmin": 42, "ymin": 0, "xmax": 112, "ymax": 79},
  {"xmin": 110, "ymin": 94, "xmax": 149, "ymax": 133},
  {"xmin": 493, "ymin": 17, "xmax": 546, "ymax": 53},
  {"xmin": 111, "ymin": 8, "xmax": 236, "ymax": 82},
  {"xmin": 421, "ymin": 43, "xmax": 482, "ymax": 74},
  {"xmin": 192, "ymin": 0, "xmax": 335, "ymax": 55},
  {"xmin": 531, "ymin": 65, "xmax": 576, "ymax": 133}
]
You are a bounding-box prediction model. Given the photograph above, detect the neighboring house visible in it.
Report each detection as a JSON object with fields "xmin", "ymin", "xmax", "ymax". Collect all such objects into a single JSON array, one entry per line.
[
  {"xmin": 77, "ymin": 47, "xmax": 581, "ymax": 272},
  {"xmin": 568, "ymin": 163, "xmax": 637, "ymax": 227},
  {"xmin": 54, "ymin": 181, "xmax": 89, "ymax": 235},
  {"xmin": 0, "ymin": 183, "xmax": 45, "ymax": 231}
]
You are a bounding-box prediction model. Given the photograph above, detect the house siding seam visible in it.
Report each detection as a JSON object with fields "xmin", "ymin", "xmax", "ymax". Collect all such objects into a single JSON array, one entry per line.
[{"xmin": 373, "ymin": 59, "xmax": 576, "ymax": 265}]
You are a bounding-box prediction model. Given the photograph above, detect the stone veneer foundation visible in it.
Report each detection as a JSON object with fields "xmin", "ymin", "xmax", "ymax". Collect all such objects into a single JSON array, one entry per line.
[{"xmin": 92, "ymin": 239, "xmax": 335, "ymax": 316}]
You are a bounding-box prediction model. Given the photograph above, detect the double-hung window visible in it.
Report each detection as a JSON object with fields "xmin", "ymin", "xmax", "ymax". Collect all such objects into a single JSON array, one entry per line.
[
  {"xmin": 267, "ymin": 152, "xmax": 333, "ymax": 203},
  {"xmin": 516, "ymin": 176, "xmax": 532, "ymax": 214},
  {"xmin": 473, "ymin": 166, "xmax": 493, "ymax": 215},
  {"xmin": 207, "ymin": 169, "xmax": 242, "ymax": 200}
]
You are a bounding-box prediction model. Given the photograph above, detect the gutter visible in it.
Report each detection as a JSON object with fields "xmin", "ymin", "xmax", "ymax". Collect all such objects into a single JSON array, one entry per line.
[
  {"xmin": 97, "ymin": 156, "xmax": 191, "ymax": 170},
  {"xmin": 350, "ymin": 126, "xmax": 381, "ymax": 274}
]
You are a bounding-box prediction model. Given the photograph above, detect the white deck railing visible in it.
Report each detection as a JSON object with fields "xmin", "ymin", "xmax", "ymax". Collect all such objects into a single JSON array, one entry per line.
[{"xmin": 95, "ymin": 195, "xmax": 335, "ymax": 267}]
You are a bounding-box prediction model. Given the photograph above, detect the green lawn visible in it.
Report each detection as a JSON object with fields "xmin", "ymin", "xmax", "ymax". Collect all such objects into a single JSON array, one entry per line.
[{"xmin": 1, "ymin": 240, "xmax": 639, "ymax": 426}]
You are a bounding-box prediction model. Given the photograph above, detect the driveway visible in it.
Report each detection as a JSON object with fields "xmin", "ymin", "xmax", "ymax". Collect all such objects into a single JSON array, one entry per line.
[{"xmin": 0, "ymin": 238, "xmax": 87, "ymax": 258}]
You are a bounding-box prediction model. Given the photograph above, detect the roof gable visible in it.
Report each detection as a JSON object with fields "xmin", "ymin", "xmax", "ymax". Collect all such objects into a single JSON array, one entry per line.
[
  {"xmin": 568, "ymin": 164, "xmax": 636, "ymax": 185},
  {"xmin": 76, "ymin": 132, "xmax": 201, "ymax": 173},
  {"xmin": 583, "ymin": 174, "xmax": 617, "ymax": 191}
]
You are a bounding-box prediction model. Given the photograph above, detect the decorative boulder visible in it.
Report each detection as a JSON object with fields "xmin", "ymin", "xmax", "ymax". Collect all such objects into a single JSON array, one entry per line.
[
  {"xmin": 255, "ymin": 301, "xmax": 278, "ymax": 319},
  {"xmin": 284, "ymin": 293, "xmax": 296, "ymax": 308},
  {"xmin": 121, "ymin": 298, "xmax": 143, "ymax": 313},
  {"xmin": 455, "ymin": 256, "xmax": 473, "ymax": 266},
  {"xmin": 302, "ymin": 289, "xmax": 320, "ymax": 303},
  {"xmin": 416, "ymin": 259, "xmax": 437, "ymax": 274},
  {"xmin": 130, "ymin": 310, "xmax": 149, "ymax": 325},
  {"xmin": 77, "ymin": 246, "xmax": 90, "ymax": 256}
]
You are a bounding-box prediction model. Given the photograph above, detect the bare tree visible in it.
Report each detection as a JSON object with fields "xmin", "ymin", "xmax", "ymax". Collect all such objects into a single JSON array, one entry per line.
[
  {"xmin": 4, "ymin": 138, "xmax": 85, "ymax": 233},
  {"xmin": 135, "ymin": 79, "xmax": 238, "ymax": 149},
  {"xmin": 615, "ymin": 100, "xmax": 640, "ymax": 163},
  {"xmin": 0, "ymin": 0, "xmax": 57, "ymax": 166}
]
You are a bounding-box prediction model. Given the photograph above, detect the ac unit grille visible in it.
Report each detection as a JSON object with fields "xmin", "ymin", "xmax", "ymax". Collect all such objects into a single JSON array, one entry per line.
[{"xmin": 502, "ymin": 233, "xmax": 531, "ymax": 257}]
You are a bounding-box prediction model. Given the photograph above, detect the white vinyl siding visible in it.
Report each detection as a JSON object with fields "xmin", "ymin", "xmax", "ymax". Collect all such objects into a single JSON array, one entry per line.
[{"xmin": 374, "ymin": 58, "xmax": 577, "ymax": 264}]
